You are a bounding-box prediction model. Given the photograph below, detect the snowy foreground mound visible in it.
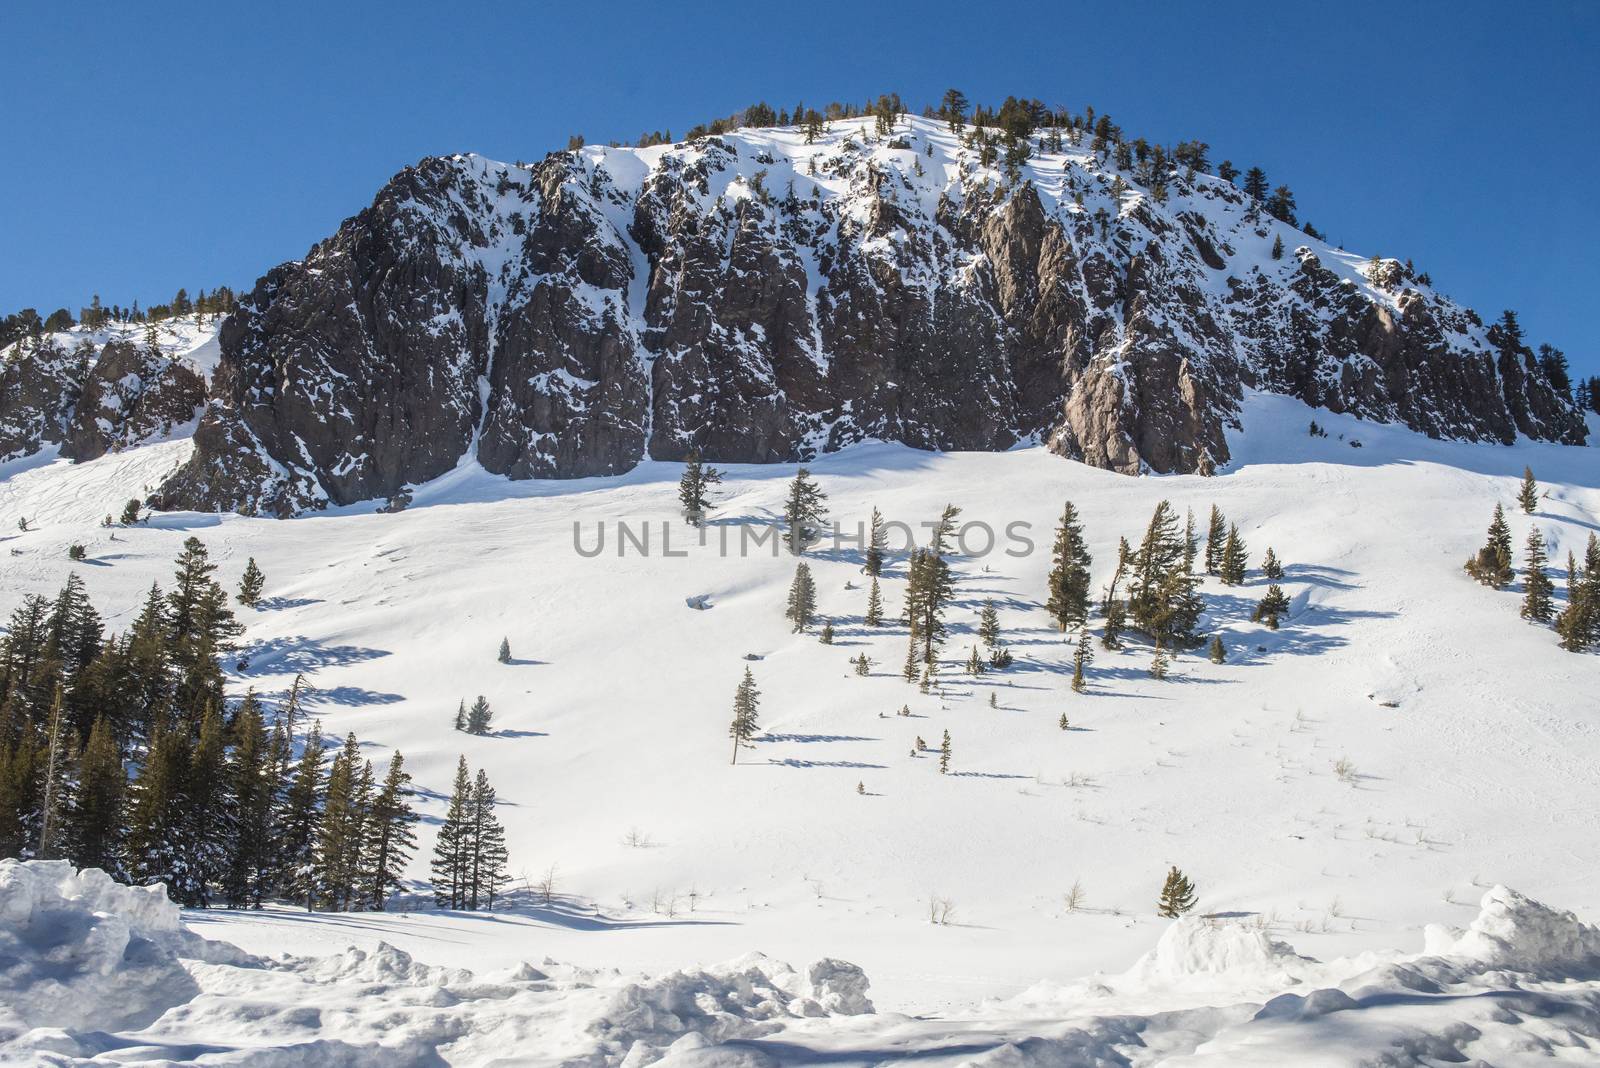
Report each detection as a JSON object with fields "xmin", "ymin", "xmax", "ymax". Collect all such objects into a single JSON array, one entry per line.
[{"xmin": 4, "ymin": 861, "xmax": 1599, "ymax": 1066}]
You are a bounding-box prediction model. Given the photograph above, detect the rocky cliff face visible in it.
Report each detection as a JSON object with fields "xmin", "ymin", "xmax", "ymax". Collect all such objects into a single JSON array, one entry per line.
[
  {"xmin": 0, "ymin": 324, "xmax": 211, "ymax": 466},
  {"xmin": 139, "ymin": 116, "xmax": 1582, "ymax": 514}
]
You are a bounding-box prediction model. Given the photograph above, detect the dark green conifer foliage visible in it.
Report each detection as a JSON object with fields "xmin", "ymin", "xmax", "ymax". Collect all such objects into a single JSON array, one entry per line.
[
  {"xmin": 1253, "ymin": 585, "xmax": 1292, "ymax": 629},
  {"xmin": 1261, "ymin": 547, "xmax": 1284, "ymax": 581},
  {"xmin": 1129, "ymin": 502, "xmax": 1204, "ymax": 646},
  {"xmin": 865, "ymin": 577, "xmax": 884, "ymax": 627},
  {"xmin": 468, "ymin": 769, "xmax": 509, "ymax": 909},
  {"xmin": 431, "ymin": 757, "xmax": 473, "ymax": 907},
  {"xmin": 1203, "ymin": 508, "xmax": 1228, "ymax": 575},
  {"xmin": 1464, "ymin": 504, "xmax": 1515, "ymax": 588},
  {"xmin": 930, "ymin": 504, "xmax": 962, "ymax": 557},
  {"xmin": 782, "ymin": 468, "xmax": 829, "ymax": 555},
  {"xmin": 939, "ymin": 730, "xmax": 951, "ymax": 774},
  {"xmin": 905, "ymin": 548, "xmax": 953, "ymax": 664},
  {"xmin": 864, "ymin": 508, "xmax": 887, "ymax": 577},
  {"xmin": 786, "ymin": 561, "xmax": 818, "ymax": 632},
  {"xmin": 1521, "ymin": 528, "xmax": 1554, "ymax": 624},
  {"xmin": 69, "ymin": 716, "xmax": 125, "ymax": 876},
  {"xmin": 366, "ymin": 752, "xmax": 419, "ymax": 910},
  {"xmin": 729, "ymin": 668, "xmax": 761, "ymax": 764},
  {"xmin": 237, "ymin": 557, "xmax": 265, "ymax": 607},
  {"xmin": 314, "ymin": 733, "xmax": 369, "ymax": 911},
  {"xmin": 978, "ymin": 600, "xmax": 1000, "ymax": 647},
  {"xmin": 466, "ymin": 696, "xmax": 493, "ymax": 736},
  {"xmin": 278, "ymin": 720, "xmax": 326, "ymax": 910},
  {"xmin": 1518, "ymin": 467, "xmax": 1539, "ymax": 514},
  {"xmin": 678, "ymin": 450, "xmax": 722, "ymax": 526},
  {"xmin": 1219, "ymin": 525, "xmax": 1249, "ymax": 586},
  {"xmin": 1208, "ymin": 635, "xmax": 1226, "ymax": 664},
  {"xmin": 1157, "ymin": 866, "xmax": 1198, "ymax": 917},
  {"xmin": 1555, "ymin": 536, "xmax": 1598, "ymax": 652},
  {"xmin": 1045, "ymin": 502, "xmax": 1093, "ymax": 631},
  {"xmin": 223, "ymin": 691, "xmax": 276, "ymax": 907},
  {"xmin": 1071, "ymin": 631, "xmax": 1092, "ymax": 693}
]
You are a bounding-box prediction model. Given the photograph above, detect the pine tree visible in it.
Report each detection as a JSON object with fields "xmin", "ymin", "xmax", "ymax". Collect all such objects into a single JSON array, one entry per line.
[
  {"xmin": 364, "ymin": 752, "xmax": 418, "ymax": 910},
  {"xmin": 864, "ymin": 507, "xmax": 887, "ymax": 577},
  {"xmin": 1464, "ymin": 504, "xmax": 1515, "ymax": 588},
  {"xmin": 1157, "ymin": 866, "xmax": 1197, "ymax": 917},
  {"xmin": 729, "ymin": 668, "xmax": 761, "ymax": 764},
  {"xmin": 853, "ymin": 653, "xmax": 871, "ymax": 676},
  {"xmin": 1129, "ymin": 501, "xmax": 1204, "ymax": 646},
  {"xmin": 467, "ymin": 769, "xmax": 509, "ymax": 909},
  {"xmin": 1219, "ymin": 525, "xmax": 1249, "ymax": 586},
  {"xmin": 1103, "ymin": 598, "xmax": 1126, "ymax": 650},
  {"xmin": 1261, "ymin": 547, "xmax": 1284, "ymax": 581},
  {"xmin": 930, "ymin": 504, "xmax": 962, "ymax": 557},
  {"xmin": 466, "ymin": 696, "xmax": 493, "ymax": 736},
  {"xmin": 1044, "ymin": 502, "xmax": 1093, "ymax": 630},
  {"xmin": 1555, "ymin": 536, "xmax": 1598, "ymax": 652},
  {"xmin": 497, "ymin": 637, "xmax": 511, "ymax": 664},
  {"xmin": 277, "ymin": 720, "xmax": 326, "ymax": 910},
  {"xmin": 236, "ymin": 558, "xmax": 265, "ymax": 607},
  {"xmin": 223, "ymin": 691, "xmax": 276, "ymax": 907},
  {"xmin": 785, "ymin": 561, "xmax": 818, "ymax": 632},
  {"xmin": 124, "ymin": 724, "xmax": 191, "ymax": 899},
  {"xmin": 939, "ymin": 730, "xmax": 951, "ymax": 774},
  {"xmin": 782, "ymin": 468, "xmax": 829, "ymax": 555},
  {"xmin": 454, "ymin": 699, "xmax": 466, "ymax": 732},
  {"xmin": 1071, "ymin": 631, "xmax": 1092, "ymax": 693},
  {"xmin": 865, "ymin": 577, "xmax": 884, "ymax": 627},
  {"xmin": 965, "ymin": 646, "xmax": 984, "ymax": 676},
  {"xmin": 978, "ymin": 600, "xmax": 1000, "ymax": 647},
  {"xmin": 678, "ymin": 450, "xmax": 723, "ymax": 526},
  {"xmin": 1270, "ymin": 234, "xmax": 1284, "ymax": 259},
  {"xmin": 819, "ymin": 620, "xmax": 835, "ymax": 644},
  {"xmin": 314, "ymin": 733, "xmax": 369, "ymax": 911},
  {"xmin": 1149, "ymin": 643, "xmax": 1170, "ymax": 679},
  {"xmin": 1518, "ymin": 466, "xmax": 1540, "ymax": 514},
  {"xmin": 120, "ymin": 498, "xmax": 142, "ymax": 525},
  {"xmin": 68, "ymin": 716, "xmax": 125, "ymax": 876},
  {"xmin": 431, "ymin": 757, "xmax": 472, "ymax": 908},
  {"xmin": 182, "ymin": 701, "xmax": 232, "ymax": 906},
  {"xmin": 1521, "ymin": 527, "xmax": 1555, "ymax": 623},
  {"xmin": 1208, "ymin": 635, "xmax": 1226, "ymax": 663},
  {"xmin": 902, "ymin": 634, "xmax": 919, "ymax": 683},
  {"xmin": 1253, "ymin": 585, "xmax": 1292, "ymax": 629},
  {"xmin": 905, "ymin": 549, "xmax": 954, "ymax": 664}
]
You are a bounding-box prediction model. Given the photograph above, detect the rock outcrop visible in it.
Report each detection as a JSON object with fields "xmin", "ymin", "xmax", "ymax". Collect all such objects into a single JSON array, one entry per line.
[
  {"xmin": 126, "ymin": 117, "xmax": 1586, "ymax": 514},
  {"xmin": 0, "ymin": 327, "xmax": 208, "ymax": 465}
]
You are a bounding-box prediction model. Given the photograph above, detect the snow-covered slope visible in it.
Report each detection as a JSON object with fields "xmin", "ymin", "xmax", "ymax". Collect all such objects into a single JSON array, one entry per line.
[
  {"xmin": 146, "ymin": 114, "xmax": 1584, "ymax": 514},
  {"xmin": 1, "ymin": 393, "xmax": 1595, "ymax": 1026}
]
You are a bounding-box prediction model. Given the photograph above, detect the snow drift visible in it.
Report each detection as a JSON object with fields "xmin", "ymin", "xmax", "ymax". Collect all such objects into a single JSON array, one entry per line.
[{"xmin": 4, "ymin": 860, "xmax": 1600, "ymax": 1066}]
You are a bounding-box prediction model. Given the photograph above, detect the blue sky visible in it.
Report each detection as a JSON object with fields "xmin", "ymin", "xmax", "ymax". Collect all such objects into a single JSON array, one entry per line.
[{"xmin": 4, "ymin": 1, "xmax": 1596, "ymax": 374}]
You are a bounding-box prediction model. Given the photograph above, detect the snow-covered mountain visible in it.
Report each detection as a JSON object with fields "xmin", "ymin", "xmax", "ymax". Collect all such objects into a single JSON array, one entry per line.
[{"xmin": 32, "ymin": 113, "xmax": 1561, "ymax": 516}]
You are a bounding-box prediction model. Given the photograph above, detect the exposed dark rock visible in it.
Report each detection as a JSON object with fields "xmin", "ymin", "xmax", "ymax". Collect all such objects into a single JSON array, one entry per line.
[{"xmin": 141, "ymin": 121, "xmax": 1584, "ymax": 515}]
